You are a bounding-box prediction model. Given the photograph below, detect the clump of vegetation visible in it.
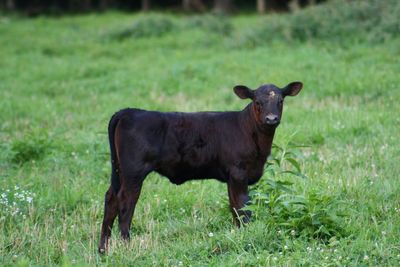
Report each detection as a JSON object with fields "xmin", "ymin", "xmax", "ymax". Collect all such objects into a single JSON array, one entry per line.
[
  {"xmin": 0, "ymin": 185, "xmax": 35, "ymax": 221},
  {"xmin": 110, "ymin": 15, "xmax": 176, "ymax": 40},
  {"xmin": 187, "ymin": 15, "xmax": 233, "ymax": 36},
  {"xmin": 236, "ymin": 0, "xmax": 400, "ymax": 46},
  {"xmin": 246, "ymin": 144, "xmax": 348, "ymax": 239},
  {"xmin": 11, "ymin": 133, "xmax": 50, "ymax": 165}
]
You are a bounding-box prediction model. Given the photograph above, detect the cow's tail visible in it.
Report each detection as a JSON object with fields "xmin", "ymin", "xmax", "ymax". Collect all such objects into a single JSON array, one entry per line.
[{"xmin": 108, "ymin": 111, "xmax": 122, "ymax": 194}]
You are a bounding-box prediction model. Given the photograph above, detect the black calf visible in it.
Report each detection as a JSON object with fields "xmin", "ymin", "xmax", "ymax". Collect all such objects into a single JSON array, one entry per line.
[{"xmin": 99, "ymin": 81, "xmax": 303, "ymax": 253}]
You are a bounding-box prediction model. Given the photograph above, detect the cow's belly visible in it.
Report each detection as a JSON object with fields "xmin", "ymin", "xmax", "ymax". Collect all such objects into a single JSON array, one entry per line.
[{"xmin": 155, "ymin": 162, "xmax": 227, "ymax": 185}]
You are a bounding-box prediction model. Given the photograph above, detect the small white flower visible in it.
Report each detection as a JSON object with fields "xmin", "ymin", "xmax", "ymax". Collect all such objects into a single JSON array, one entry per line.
[
  {"xmin": 363, "ymin": 255, "xmax": 369, "ymax": 261},
  {"xmin": 306, "ymin": 247, "xmax": 312, "ymax": 252},
  {"xmin": 284, "ymin": 245, "xmax": 288, "ymax": 250},
  {"xmin": 26, "ymin": 196, "xmax": 33, "ymax": 203},
  {"xmin": 277, "ymin": 230, "xmax": 282, "ymax": 235},
  {"xmin": 272, "ymin": 257, "xmax": 278, "ymax": 261},
  {"xmin": 381, "ymin": 231, "xmax": 386, "ymax": 235},
  {"xmin": 208, "ymin": 232, "xmax": 214, "ymax": 237},
  {"xmin": 290, "ymin": 230, "xmax": 296, "ymax": 236}
]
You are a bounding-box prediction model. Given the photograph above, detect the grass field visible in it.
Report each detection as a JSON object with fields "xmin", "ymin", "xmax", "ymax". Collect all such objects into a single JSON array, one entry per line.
[{"xmin": 1, "ymin": 6, "xmax": 400, "ymax": 266}]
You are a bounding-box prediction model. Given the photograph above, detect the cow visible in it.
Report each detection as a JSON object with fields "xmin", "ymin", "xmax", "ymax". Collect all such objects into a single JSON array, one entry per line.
[{"xmin": 98, "ymin": 81, "xmax": 303, "ymax": 253}]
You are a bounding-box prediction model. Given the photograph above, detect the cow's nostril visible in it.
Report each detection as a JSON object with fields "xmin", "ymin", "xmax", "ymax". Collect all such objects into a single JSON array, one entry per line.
[{"xmin": 265, "ymin": 115, "xmax": 279, "ymax": 125}]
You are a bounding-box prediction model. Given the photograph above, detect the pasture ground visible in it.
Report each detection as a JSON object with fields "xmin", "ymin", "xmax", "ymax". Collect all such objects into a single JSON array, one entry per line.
[{"xmin": 0, "ymin": 10, "xmax": 399, "ymax": 266}]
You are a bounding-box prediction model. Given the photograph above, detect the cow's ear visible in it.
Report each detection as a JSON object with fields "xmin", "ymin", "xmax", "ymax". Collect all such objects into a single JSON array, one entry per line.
[
  {"xmin": 282, "ymin": 82, "xmax": 303, "ymax": 97},
  {"xmin": 234, "ymin": 85, "xmax": 254, "ymax": 100}
]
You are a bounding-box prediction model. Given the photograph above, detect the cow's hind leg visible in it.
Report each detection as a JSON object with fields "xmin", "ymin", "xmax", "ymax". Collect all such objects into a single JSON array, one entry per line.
[
  {"xmin": 117, "ymin": 170, "xmax": 147, "ymax": 240},
  {"xmin": 99, "ymin": 185, "xmax": 119, "ymax": 253}
]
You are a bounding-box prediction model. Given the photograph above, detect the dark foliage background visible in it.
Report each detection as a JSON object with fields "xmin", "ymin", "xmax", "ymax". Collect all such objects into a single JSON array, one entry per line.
[{"xmin": 0, "ymin": 0, "xmax": 327, "ymax": 15}]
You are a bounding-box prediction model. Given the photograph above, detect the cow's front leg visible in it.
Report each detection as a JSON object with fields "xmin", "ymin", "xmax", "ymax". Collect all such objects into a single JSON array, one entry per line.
[{"xmin": 227, "ymin": 178, "xmax": 251, "ymax": 226}]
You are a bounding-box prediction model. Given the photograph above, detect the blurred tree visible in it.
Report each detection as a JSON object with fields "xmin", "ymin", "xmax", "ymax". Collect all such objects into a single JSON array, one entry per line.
[
  {"xmin": 183, "ymin": 0, "xmax": 206, "ymax": 12},
  {"xmin": 142, "ymin": 0, "xmax": 151, "ymax": 11},
  {"xmin": 257, "ymin": 0, "xmax": 266, "ymax": 14},
  {"xmin": 6, "ymin": 0, "xmax": 15, "ymax": 10},
  {"xmin": 213, "ymin": 0, "xmax": 233, "ymax": 14},
  {"xmin": 289, "ymin": 0, "xmax": 300, "ymax": 11},
  {"xmin": 82, "ymin": 0, "xmax": 92, "ymax": 11},
  {"xmin": 100, "ymin": 0, "xmax": 110, "ymax": 10}
]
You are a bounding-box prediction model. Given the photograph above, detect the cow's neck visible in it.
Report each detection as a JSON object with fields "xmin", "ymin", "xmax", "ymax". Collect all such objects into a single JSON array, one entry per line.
[{"xmin": 239, "ymin": 104, "xmax": 276, "ymax": 158}]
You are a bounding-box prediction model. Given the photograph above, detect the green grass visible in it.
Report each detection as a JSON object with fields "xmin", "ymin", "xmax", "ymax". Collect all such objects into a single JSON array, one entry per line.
[{"xmin": 1, "ymin": 9, "xmax": 400, "ymax": 266}]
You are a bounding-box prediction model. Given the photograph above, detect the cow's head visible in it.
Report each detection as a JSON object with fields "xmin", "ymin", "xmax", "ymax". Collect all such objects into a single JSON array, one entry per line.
[{"xmin": 234, "ymin": 82, "xmax": 303, "ymax": 128}]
